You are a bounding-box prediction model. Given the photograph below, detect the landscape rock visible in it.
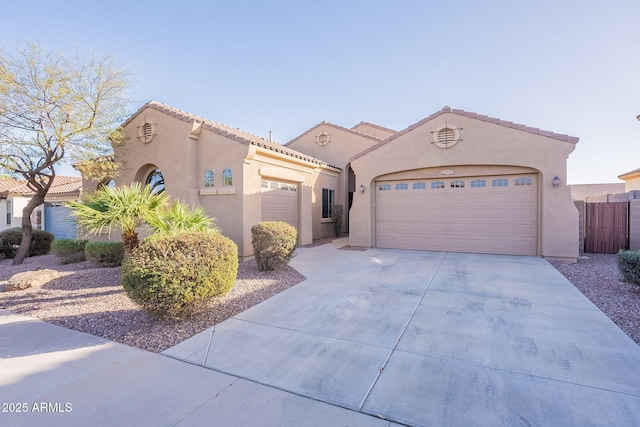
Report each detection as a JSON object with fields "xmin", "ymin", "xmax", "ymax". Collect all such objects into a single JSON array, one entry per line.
[{"xmin": 5, "ymin": 269, "xmax": 61, "ymax": 291}]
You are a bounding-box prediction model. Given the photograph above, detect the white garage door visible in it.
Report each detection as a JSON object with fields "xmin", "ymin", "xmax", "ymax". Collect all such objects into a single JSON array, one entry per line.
[
  {"xmin": 376, "ymin": 174, "xmax": 537, "ymax": 255},
  {"xmin": 261, "ymin": 179, "xmax": 299, "ymax": 230}
]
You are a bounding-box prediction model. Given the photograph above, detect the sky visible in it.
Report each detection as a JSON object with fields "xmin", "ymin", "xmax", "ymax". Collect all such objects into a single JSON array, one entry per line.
[{"xmin": 1, "ymin": 0, "xmax": 639, "ymax": 184}]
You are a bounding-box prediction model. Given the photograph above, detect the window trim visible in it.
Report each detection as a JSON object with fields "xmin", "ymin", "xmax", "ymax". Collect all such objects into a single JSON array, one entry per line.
[
  {"xmin": 204, "ymin": 170, "xmax": 214, "ymax": 188},
  {"xmin": 222, "ymin": 168, "xmax": 233, "ymax": 187},
  {"xmin": 322, "ymin": 188, "xmax": 335, "ymax": 220}
]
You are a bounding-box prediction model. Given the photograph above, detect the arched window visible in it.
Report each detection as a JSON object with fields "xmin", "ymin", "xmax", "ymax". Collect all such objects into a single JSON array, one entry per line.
[
  {"xmin": 145, "ymin": 169, "xmax": 165, "ymax": 194},
  {"xmin": 204, "ymin": 170, "xmax": 214, "ymax": 187},
  {"xmin": 222, "ymin": 168, "xmax": 233, "ymax": 186}
]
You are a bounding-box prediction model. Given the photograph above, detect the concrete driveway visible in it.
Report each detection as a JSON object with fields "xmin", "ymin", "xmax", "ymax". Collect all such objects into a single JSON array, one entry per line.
[{"xmin": 165, "ymin": 239, "xmax": 640, "ymax": 426}]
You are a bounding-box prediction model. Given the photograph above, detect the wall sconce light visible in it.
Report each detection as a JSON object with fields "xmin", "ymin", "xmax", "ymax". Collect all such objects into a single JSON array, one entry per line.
[
  {"xmin": 359, "ymin": 184, "xmax": 365, "ymax": 194},
  {"xmin": 552, "ymin": 176, "xmax": 560, "ymax": 188}
]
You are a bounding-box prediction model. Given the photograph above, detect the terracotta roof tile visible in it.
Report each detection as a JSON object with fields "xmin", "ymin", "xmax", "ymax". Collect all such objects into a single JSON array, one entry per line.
[
  {"xmin": 0, "ymin": 176, "xmax": 82, "ymax": 197},
  {"xmin": 124, "ymin": 101, "xmax": 340, "ymax": 170},
  {"xmin": 285, "ymin": 121, "xmax": 383, "ymax": 147},
  {"xmin": 351, "ymin": 106, "xmax": 580, "ymax": 161}
]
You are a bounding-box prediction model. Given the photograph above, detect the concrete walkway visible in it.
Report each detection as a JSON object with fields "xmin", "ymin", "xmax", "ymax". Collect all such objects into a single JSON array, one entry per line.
[{"xmin": 1, "ymin": 240, "xmax": 639, "ymax": 426}]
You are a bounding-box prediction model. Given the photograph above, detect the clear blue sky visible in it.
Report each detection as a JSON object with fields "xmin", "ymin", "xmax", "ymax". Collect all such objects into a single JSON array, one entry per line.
[{"xmin": 2, "ymin": 0, "xmax": 639, "ymax": 184}]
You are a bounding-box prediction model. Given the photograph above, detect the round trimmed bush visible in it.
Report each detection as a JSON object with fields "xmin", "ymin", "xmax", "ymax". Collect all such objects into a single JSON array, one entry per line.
[
  {"xmin": 0, "ymin": 227, "xmax": 54, "ymax": 258},
  {"xmin": 121, "ymin": 232, "xmax": 238, "ymax": 317},
  {"xmin": 51, "ymin": 239, "xmax": 88, "ymax": 264},
  {"xmin": 85, "ymin": 241, "xmax": 125, "ymax": 267},
  {"xmin": 251, "ymin": 221, "xmax": 297, "ymax": 271}
]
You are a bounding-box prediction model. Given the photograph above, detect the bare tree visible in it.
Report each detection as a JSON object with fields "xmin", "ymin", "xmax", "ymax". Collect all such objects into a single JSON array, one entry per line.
[{"xmin": 0, "ymin": 44, "xmax": 131, "ymax": 264}]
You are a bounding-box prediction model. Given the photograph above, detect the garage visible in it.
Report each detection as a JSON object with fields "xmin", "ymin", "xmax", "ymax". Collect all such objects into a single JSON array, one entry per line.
[
  {"xmin": 261, "ymin": 179, "xmax": 299, "ymax": 230},
  {"xmin": 375, "ymin": 174, "xmax": 537, "ymax": 255},
  {"xmin": 44, "ymin": 202, "xmax": 78, "ymax": 240}
]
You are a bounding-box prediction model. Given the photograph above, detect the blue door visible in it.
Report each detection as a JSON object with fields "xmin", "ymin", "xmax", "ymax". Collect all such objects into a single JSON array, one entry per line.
[{"xmin": 44, "ymin": 202, "xmax": 77, "ymax": 239}]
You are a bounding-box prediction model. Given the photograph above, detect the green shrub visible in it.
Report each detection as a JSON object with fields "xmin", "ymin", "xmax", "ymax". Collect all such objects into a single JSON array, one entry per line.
[
  {"xmin": 251, "ymin": 221, "xmax": 297, "ymax": 271},
  {"xmin": 121, "ymin": 232, "xmax": 238, "ymax": 318},
  {"xmin": 0, "ymin": 227, "xmax": 54, "ymax": 258},
  {"xmin": 618, "ymin": 250, "xmax": 640, "ymax": 286},
  {"xmin": 51, "ymin": 239, "xmax": 88, "ymax": 264},
  {"xmin": 85, "ymin": 241, "xmax": 125, "ymax": 267}
]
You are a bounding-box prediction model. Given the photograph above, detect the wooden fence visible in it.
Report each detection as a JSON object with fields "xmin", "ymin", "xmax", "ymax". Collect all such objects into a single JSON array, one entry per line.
[{"xmin": 584, "ymin": 202, "xmax": 629, "ymax": 254}]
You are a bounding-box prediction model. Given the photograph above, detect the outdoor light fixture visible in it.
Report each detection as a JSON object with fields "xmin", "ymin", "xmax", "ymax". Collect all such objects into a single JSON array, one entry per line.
[
  {"xmin": 552, "ymin": 176, "xmax": 561, "ymax": 188},
  {"xmin": 360, "ymin": 184, "xmax": 365, "ymax": 194}
]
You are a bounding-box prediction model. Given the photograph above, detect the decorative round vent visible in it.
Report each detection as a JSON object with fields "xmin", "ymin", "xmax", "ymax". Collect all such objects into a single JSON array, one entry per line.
[
  {"xmin": 432, "ymin": 124, "xmax": 461, "ymax": 148},
  {"xmin": 316, "ymin": 132, "xmax": 331, "ymax": 146},
  {"xmin": 138, "ymin": 119, "xmax": 156, "ymax": 144}
]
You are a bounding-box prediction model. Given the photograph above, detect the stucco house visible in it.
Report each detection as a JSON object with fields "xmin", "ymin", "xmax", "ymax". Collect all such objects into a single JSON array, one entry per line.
[
  {"xmin": 94, "ymin": 102, "xmax": 579, "ymax": 261},
  {"xmin": 0, "ymin": 176, "xmax": 82, "ymax": 239}
]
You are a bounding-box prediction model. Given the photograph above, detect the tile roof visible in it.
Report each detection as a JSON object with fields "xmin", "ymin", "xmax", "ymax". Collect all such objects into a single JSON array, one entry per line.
[
  {"xmin": 618, "ymin": 168, "xmax": 640, "ymax": 179},
  {"xmin": 351, "ymin": 106, "xmax": 580, "ymax": 161},
  {"xmin": 351, "ymin": 121, "xmax": 397, "ymax": 135},
  {"xmin": 0, "ymin": 176, "xmax": 82, "ymax": 197},
  {"xmin": 285, "ymin": 121, "xmax": 384, "ymax": 147},
  {"xmin": 124, "ymin": 101, "xmax": 340, "ymax": 169}
]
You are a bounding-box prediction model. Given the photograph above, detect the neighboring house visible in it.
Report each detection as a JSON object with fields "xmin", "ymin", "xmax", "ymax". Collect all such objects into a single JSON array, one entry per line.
[
  {"xmin": 89, "ymin": 102, "xmax": 580, "ymax": 261},
  {"xmin": 570, "ymin": 183, "xmax": 625, "ymax": 202},
  {"xmin": 0, "ymin": 176, "xmax": 82, "ymax": 239},
  {"xmin": 618, "ymin": 168, "xmax": 640, "ymax": 192}
]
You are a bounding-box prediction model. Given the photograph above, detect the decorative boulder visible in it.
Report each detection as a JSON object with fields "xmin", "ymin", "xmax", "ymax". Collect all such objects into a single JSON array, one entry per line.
[{"xmin": 5, "ymin": 269, "xmax": 61, "ymax": 291}]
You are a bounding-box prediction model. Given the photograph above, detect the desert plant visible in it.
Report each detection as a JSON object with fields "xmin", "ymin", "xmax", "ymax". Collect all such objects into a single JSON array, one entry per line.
[
  {"xmin": 51, "ymin": 239, "xmax": 88, "ymax": 264},
  {"xmin": 145, "ymin": 200, "xmax": 219, "ymax": 236},
  {"xmin": 618, "ymin": 250, "xmax": 640, "ymax": 286},
  {"xmin": 0, "ymin": 227, "xmax": 54, "ymax": 258},
  {"xmin": 331, "ymin": 204, "xmax": 344, "ymax": 237},
  {"xmin": 121, "ymin": 232, "xmax": 238, "ymax": 318},
  {"xmin": 67, "ymin": 182, "xmax": 169, "ymax": 253},
  {"xmin": 85, "ymin": 241, "xmax": 125, "ymax": 267},
  {"xmin": 251, "ymin": 221, "xmax": 297, "ymax": 271}
]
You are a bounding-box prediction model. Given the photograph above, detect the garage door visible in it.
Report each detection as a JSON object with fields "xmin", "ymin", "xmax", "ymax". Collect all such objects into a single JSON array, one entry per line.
[
  {"xmin": 261, "ymin": 179, "xmax": 299, "ymax": 230},
  {"xmin": 375, "ymin": 174, "xmax": 537, "ymax": 255},
  {"xmin": 44, "ymin": 202, "xmax": 78, "ymax": 239}
]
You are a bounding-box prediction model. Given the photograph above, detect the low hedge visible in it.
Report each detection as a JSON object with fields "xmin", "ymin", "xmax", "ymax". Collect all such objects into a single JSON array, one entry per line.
[
  {"xmin": 251, "ymin": 221, "xmax": 297, "ymax": 271},
  {"xmin": 618, "ymin": 250, "xmax": 640, "ymax": 286},
  {"xmin": 51, "ymin": 239, "xmax": 88, "ymax": 264},
  {"xmin": 121, "ymin": 232, "xmax": 238, "ymax": 318},
  {"xmin": 0, "ymin": 227, "xmax": 54, "ymax": 258},
  {"xmin": 85, "ymin": 241, "xmax": 125, "ymax": 267}
]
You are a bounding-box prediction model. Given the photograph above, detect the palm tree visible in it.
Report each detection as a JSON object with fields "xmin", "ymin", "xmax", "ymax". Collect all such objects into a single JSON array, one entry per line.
[
  {"xmin": 145, "ymin": 200, "xmax": 219, "ymax": 236},
  {"xmin": 68, "ymin": 182, "xmax": 169, "ymax": 253}
]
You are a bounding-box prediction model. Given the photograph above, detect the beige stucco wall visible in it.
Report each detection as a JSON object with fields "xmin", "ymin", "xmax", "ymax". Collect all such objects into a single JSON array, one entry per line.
[
  {"xmin": 349, "ymin": 112, "xmax": 579, "ymax": 260},
  {"xmin": 623, "ymin": 175, "xmax": 640, "ymax": 192},
  {"xmin": 287, "ymin": 123, "xmax": 379, "ymax": 234}
]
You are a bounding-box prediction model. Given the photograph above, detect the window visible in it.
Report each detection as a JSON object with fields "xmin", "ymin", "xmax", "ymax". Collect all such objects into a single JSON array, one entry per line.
[
  {"xmin": 378, "ymin": 183, "xmax": 391, "ymax": 191},
  {"xmin": 6, "ymin": 199, "xmax": 11, "ymax": 225},
  {"xmin": 396, "ymin": 183, "xmax": 408, "ymax": 190},
  {"xmin": 492, "ymin": 179, "xmax": 508, "ymax": 187},
  {"xmin": 515, "ymin": 177, "xmax": 532, "ymax": 186},
  {"xmin": 413, "ymin": 182, "xmax": 427, "ymax": 190},
  {"xmin": 322, "ymin": 188, "xmax": 335, "ymax": 219},
  {"xmin": 204, "ymin": 170, "xmax": 214, "ymax": 187},
  {"xmin": 261, "ymin": 180, "xmax": 269, "ymax": 189},
  {"xmin": 431, "ymin": 181, "xmax": 445, "ymax": 189},
  {"xmin": 145, "ymin": 169, "xmax": 165, "ymax": 194},
  {"xmin": 450, "ymin": 180, "xmax": 465, "ymax": 188},
  {"xmin": 471, "ymin": 179, "xmax": 486, "ymax": 188},
  {"xmin": 222, "ymin": 168, "xmax": 233, "ymax": 186}
]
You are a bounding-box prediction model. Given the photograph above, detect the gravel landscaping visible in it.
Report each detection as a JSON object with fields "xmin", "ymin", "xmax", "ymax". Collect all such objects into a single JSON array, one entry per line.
[
  {"xmin": 0, "ymin": 254, "xmax": 305, "ymax": 353},
  {"xmin": 1, "ymin": 248, "xmax": 638, "ymax": 353},
  {"xmin": 549, "ymin": 253, "xmax": 640, "ymax": 346}
]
